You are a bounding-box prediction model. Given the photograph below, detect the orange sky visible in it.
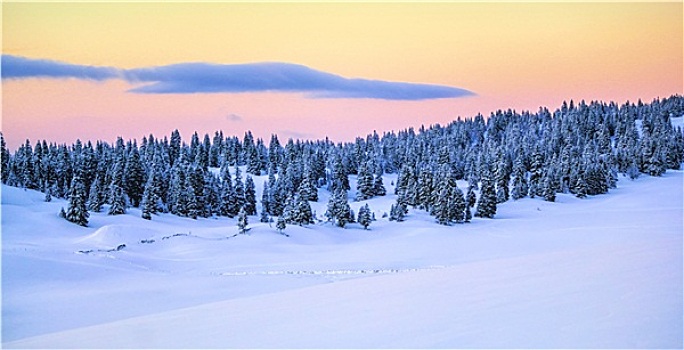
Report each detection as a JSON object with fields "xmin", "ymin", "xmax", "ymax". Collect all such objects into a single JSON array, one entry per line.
[{"xmin": 2, "ymin": 2, "xmax": 682, "ymax": 148}]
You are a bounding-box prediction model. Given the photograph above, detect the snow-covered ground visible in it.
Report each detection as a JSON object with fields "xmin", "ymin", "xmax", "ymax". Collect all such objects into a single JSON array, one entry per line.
[{"xmin": 2, "ymin": 169, "xmax": 682, "ymax": 348}]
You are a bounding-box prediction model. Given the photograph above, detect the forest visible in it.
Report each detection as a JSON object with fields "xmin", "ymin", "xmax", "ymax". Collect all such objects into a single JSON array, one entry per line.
[{"xmin": 1, "ymin": 95, "xmax": 683, "ymax": 229}]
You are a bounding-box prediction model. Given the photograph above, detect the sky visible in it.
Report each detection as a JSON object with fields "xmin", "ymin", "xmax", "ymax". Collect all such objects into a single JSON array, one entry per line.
[{"xmin": 2, "ymin": 2, "xmax": 682, "ymax": 149}]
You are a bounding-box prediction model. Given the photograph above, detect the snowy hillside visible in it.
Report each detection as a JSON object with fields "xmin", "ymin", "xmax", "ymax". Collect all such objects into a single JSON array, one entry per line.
[{"xmin": 2, "ymin": 169, "xmax": 682, "ymax": 348}]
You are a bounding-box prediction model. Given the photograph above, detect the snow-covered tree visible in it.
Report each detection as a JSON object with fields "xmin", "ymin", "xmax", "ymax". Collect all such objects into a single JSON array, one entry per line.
[
  {"xmin": 276, "ymin": 215, "xmax": 286, "ymax": 235},
  {"xmin": 325, "ymin": 188, "xmax": 352, "ymax": 228},
  {"xmin": 237, "ymin": 207, "xmax": 249, "ymax": 235},
  {"xmin": 108, "ymin": 185, "xmax": 126, "ymax": 215},
  {"xmin": 358, "ymin": 203, "xmax": 372, "ymax": 230},
  {"xmin": 244, "ymin": 175, "xmax": 257, "ymax": 215},
  {"xmin": 65, "ymin": 176, "xmax": 89, "ymax": 226},
  {"xmin": 475, "ymin": 166, "xmax": 497, "ymax": 219}
]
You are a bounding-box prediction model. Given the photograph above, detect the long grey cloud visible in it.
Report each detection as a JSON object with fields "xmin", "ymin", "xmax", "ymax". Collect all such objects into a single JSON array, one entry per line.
[{"xmin": 2, "ymin": 55, "xmax": 474, "ymax": 100}]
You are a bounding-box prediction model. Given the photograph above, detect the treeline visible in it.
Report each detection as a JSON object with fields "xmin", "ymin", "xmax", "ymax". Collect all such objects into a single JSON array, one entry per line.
[{"xmin": 1, "ymin": 95, "xmax": 682, "ymax": 228}]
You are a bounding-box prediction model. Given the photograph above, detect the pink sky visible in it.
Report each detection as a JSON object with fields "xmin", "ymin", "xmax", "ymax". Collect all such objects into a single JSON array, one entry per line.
[{"xmin": 2, "ymin": 2, "xmax": 682, "ymax": 149}]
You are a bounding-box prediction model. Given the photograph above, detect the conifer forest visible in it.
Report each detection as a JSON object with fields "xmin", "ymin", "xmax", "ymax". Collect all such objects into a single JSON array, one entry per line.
[{"xmin": 2, "ymin": 95, "xmax": 683, "ymax": 229}]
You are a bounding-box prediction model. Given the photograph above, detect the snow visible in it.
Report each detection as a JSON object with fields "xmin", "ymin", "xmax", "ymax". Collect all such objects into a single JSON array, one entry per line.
[{"xmin": 2, "ymin": 169, "xmax": 682, "ymax": 348}]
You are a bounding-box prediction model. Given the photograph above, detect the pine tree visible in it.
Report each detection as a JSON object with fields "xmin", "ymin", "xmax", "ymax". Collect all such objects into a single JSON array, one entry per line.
[
  {"xmin": 475, "ymin": 166, "xmax": 497, "ymax": 219},
  {"xmin": 141, "ymin": 174, "xmax": 159, "ymax": 220},
  {"xmin": 495, "ymin": 153, "xmax": 510, "ymax": 204},
  {"xmin": 325, "ymin": 188, "xmax": 352, "ymax": 228},
  {"xmin": 108, "ymin": 185, "xmax": 126, "ymax": 215},
  {"xmin": 87, "ymin": 175, "xmax": 103, "ymax": 212},
  {"xmin": 300, "ymin": 168, "xmax": 318, "ymax": 201},
  {"xmin": 282, "ymin": 195, "xmax": 295, "ymax": 224},
  {"xmin": 261, "ymin": 181, "xmax": 271, "ymax": 216},
  {"xmin": 575, "ymin": 173, "xmax": 588, "ymax": 199},
  {"xmin": 234, "ymin": 166, "xmax": 246, "ymax": 211},
  {"xmin": 543, "ymin": 174, "xmax": 556, "ymax": 202},
  {"xmin": 434, "ymin": 187, "xmax": 451, "ymax": 225},
  {"xmin": 358, "ymin": 204, "xmax": 372, "ymax": 230},
  {"xmin": 124, "ymin": 147, "xmax": 145, "ymax": 207},
  {"xmin": 452, "ymin": 187, "xmax": 466, "ymax": 223},
  {"xmin": 331, "ymin": 155, "xmax": 350, "ymax": 193},
  {"xmin": 276, "ymin": 215, "xmax": 287, "ymax": 235},
  {"xmin": 219, "ymin": 178, "xmax": 235, "ymax": 217},
  {"xmin": 355, "ymin": 162, "xmax": 374, "ymax": 201},
  {"xmin": 237, "ymin": 207, "xmax": 249, "ymax": 235},
  {"xmin": 65, "ymin": 176, "xmax": 89, "ymax": 226},
  {"xmin": 389, "ymin": 197, "xmax": 407, "ymax": 222},
  {"xmin": 108, "ymin": 152, "xmax": 126, "ymax": 204},
  {"xmin": 466, "ymin": 186, "xmax": 477, "ymax": 208},
  {"xmin": 293, "ymin": 186, "xmax": 313, "ymax": 225},
  {"xmin": 244, "ymin": 175, "xmax": 257, "ymax": 215},
  {"xmin": 0, "ymin": 132, "xmax": 9, "ymax": 184},
  {"xmin": 260, "ymin": 207, "xmax": 271, "ymax": 223},
  {"xmin": 510, "ymin": 156, "xmax": 528, "ymax": 200},
  {"xmin": 372, "ymin": 167, "xmax": 387, "ymax": 196},
  {"xmin": 416, "ymin": 169, "xmax": 434, "ymax": 211}
]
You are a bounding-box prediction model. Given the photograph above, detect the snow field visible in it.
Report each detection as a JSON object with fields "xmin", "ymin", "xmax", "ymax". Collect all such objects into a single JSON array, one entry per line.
[{"xmin": 2, "ymin": 169, "xmax": 682, "ymax": 348}]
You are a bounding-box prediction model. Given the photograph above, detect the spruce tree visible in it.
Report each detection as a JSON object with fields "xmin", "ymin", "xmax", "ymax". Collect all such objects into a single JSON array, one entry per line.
[
  {"xmin": 389, "ymin": 197, "xmax": 407, "ymax": 222},
  {"xmin": 282, "ymin": 195, "xmax": 295, "ymax": 224},
  {"xmin": 276, "ymin": 215, "xmax": 287, "ymax": 235},
  {"xmin": 575, "ymin": 174, "xmax": 588, "ymax": 199},
  {"xmin": 355, "ymin": 162, "xmax": 374, "ymax": 201},
  {"xmin": 358, "ymin": 204, "xmax": 372, "ymax": 230},
  {"xmin": 466, "ymin": 186, "xmax": 477, "ymax": 208},
  {"xmin": 87, "ymin": 176, "xmax": 103, "ymax": 212},
  {"xmin": 372, "ymin": 166, "xmax": 387, "ymax": 196},
  {"xmin": 65, "ymin": 176, "xmax": 89, "ymax": 226},
  {"xmin": 261, "ymin": 181, "xmax": 271, "ymax": 216},
  {"xmin": 300, "ymin": 168, "xmax": 318, "ymax": 201},
  {"xmin": 543, "ymin": 174, "xmax": 556, "ymax": 202},
  {"xmin": 0, "ymin": 132, "xmax": 9, "ymax": 184},
  {"xmin": 434, "ymin": 187, "xmax": 451, "ymax": 225},
  {"xmin": 219, "ymin": 178, "xmax": 236, "ymax": 217},
  {"xmin": 141, "ymin": 174, "xmax": 158, "ymax": 220},
  {"xmin": 325, "ymin": 188, "xmax": 352, "ymax": 228},
  {"xmin": 510, "ymin": 156, "xmax": 528, "ymax": 200},
  {"xmin": 475, "ymin": 167, "xmax": 497, "ymax": 219},
  {"xmin": 234, "ymin": 166, "xmax": 246, "ymax": 211},
  {"xmin": 293, "ymin": 186, "xmax": 313, "ymax": 225},
  {"xmin": 452, "ymin": 187, "xmax": 466, "ymax": 223},
  {"xmin": 260, "ymin": 207, "xmax": 271, "ymax": 223},
  {"xmin": 244, "ymin": 175, "xmax": 257, "ymax": 215},
  {"xmin": 331, "ymin": 155, "xmax": 350, "ymax": 193},
  {"xmin": 237, "ymin": 207, "xmax": 249, "ymax": 235},
  {"xmin": 124, "ymin": 147, "xmax": 145, "ymax": 207},
  {"xmin": 495, "ymin": 154, "xmax": 510, "ymax": 204},
  {"xmin": 108, "ymin": 185, "xmax": 126, "ymax": 215}
]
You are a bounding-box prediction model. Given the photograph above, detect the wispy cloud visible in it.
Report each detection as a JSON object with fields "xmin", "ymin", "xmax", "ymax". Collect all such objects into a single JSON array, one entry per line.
[
  {"xmin": 280, "ymin": 129, "xmax": 316, "ymax": 140},
  {"xmin": 226, "ymin": 113, "xmax": 243, "ymax": 122},
  {"xmin": 2, "ymin": 55, "xmax": 475, "ymax": 100},
  {"xmin": 1, "ymin": 55, "xmax": 119, "ymax": 81}
]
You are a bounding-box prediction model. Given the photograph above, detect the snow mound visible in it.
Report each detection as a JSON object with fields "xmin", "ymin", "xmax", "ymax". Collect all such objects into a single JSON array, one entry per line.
[
  {"xmin": 75, "ymin": 224, "xmax": 159, "ymax": 249},
  {"xmin": 1, "ymin": 185, "xmax": 43, "ymax": 206}
]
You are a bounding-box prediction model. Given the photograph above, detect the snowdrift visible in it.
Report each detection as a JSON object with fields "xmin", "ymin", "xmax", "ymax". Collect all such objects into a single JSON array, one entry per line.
[{"xmin": 2, "ymin": 171, "xmax": 682, "ymax": 348}]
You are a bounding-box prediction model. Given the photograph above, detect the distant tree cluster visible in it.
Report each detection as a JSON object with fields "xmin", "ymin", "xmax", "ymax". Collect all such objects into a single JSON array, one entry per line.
[{"xmin": 1, "ymin": 95, "xmax": 682, "ymax": 228}]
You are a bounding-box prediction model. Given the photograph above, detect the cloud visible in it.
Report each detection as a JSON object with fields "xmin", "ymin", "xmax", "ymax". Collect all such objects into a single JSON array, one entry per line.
[
  {"xmin": 226, "ymin": 113, "xmax": 243, "ymax": 122},
  {"xmin": 280, "ymin": 129, "xmax": 316, "ymax": 140},
  {"xmin": 123, "ymin": 62, "xmax": 474, "ymax": 100},
  {"xmin": 2, "ymin": 55, "xmax": 475, "ymax": 100},
  {"xmin": 1, "ymin": 55, "xmax": 119, "ymax": 81}
]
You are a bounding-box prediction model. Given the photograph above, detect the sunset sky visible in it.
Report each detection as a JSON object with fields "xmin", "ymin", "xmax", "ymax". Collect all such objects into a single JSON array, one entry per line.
[{"xmin": 2, "ymin": 1, "xmax": 682, "ymax": 149}]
